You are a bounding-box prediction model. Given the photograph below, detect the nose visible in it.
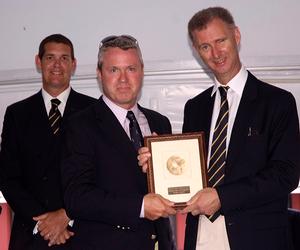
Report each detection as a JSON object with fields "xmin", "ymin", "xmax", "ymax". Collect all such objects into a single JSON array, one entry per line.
[
  {"xmin": 119, "ymin": 71, "xmax": 128, "ymax": 83},
  {"xmin": 211, "ymin": 46, "xmax": 221, "ymax": 59},
  {"xmin": 53, "ymin": 58, "xmax": 62, "ymax": 67}
]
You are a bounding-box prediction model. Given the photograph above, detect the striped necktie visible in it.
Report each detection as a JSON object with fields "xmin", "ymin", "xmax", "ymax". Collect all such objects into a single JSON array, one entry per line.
[
  {"xmin": 126, "ymin": 111, "xmax": 144, "ymax": 151},
  {"xmin": 49, "ymin": 98, "xmax": 61, "ymax": 135},
  {"xmin": 207, "ymin": 86, "xmax": 229, "ymax": 222}
]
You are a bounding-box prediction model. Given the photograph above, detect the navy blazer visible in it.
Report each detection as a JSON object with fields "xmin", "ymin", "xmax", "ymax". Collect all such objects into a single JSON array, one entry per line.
[
  {"xmin": 183, "ymin": 72, "xmax": 300, "ymax": 250},
  {"xmin": 61, "ymin": 97, "xmax": 174, "ymax": 250},
  {"xmin": 0, "ymin": 89, "xmax": 96, "ymax": 250}
]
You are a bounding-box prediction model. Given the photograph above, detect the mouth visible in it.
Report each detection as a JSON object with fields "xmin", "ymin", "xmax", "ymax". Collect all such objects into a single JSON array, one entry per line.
[
  {"xmin": 118, "ymin": 87, "xmax": 130, "ymax": 91},
  {"xmin": 51, "ymin": 71, "xmax": 63, "ymax": 76},
  {"xmin": 214, "ymin": 57, "xmax": 225, "ymax": 65},
  {"xmin": 117, "ymin": 85, "xmax": 132, "ymax": 93}
]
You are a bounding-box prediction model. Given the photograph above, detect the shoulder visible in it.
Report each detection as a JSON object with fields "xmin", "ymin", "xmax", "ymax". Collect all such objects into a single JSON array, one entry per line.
[
  {"xmin": 69, "ymin": 89, "xmax": 97, "ymax": 106},
  {"xmin": 5, "ymin": 92, "xmax": 41, "ymax": 114},
  {"xmin": 69, "ymin": 100, "xmax": 97, "ymax": 122},
  {"xmin": 139, "ymin": 105, "xmax": 171, "ymax": 134},
  {"xmin": 188, "ymin": 86, "xmax": 213, "ymax": 103},
  {"xmin": 248, "ymin": 72, "xmax": 295, "ymax": 102},
  {"xmin": 184, "ymin": 86, "xmax": 214, "ymax": 109},
  {"xmin": 139, "ymin": 105, "xmax": 169, "ymax": 123},
  {"xmin": 67, "ymin": 98, "xmax": 107, "ymax": 126}
]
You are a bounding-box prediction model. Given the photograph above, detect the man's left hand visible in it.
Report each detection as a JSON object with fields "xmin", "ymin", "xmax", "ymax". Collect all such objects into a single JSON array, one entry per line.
[
  {"xmin": 33, "ymin": 208, "xmax": 72, "ymax": 246},
  {"xmin": 181, "ymin": 188, "xmax": 221, "ymax": 216}
]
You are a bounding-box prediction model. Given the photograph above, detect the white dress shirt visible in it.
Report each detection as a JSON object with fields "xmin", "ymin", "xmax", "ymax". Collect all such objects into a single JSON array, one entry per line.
[
  {"xmin": 42, "ymin": 86, "xmax": 71, "ymax": 116},
  {"xmin": 196, "ymin": 66, "xmax": 248, "ymax": 250}
]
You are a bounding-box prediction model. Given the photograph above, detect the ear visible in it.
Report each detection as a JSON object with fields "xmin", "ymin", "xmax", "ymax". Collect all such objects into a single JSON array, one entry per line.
[
  {"xmin": 96, "ymin": 67, "xmax": 102, "ymax": 81},
  {"xmin": 72, "ymin": 58, "xmax": 77, "ymax": 74},
  {"xmin": 234, "ymin": 26, "xmax": 241, "ymax": 46},
  {"xmin": 35, "ymin": 55, "xmax": 42, "ymax": 70}
]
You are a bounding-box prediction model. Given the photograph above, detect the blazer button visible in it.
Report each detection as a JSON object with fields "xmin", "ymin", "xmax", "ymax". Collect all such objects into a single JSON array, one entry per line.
[
  {"xmin": 42, "ymin": 176, "xmax": 48, "ymax": 181},
  {"xmin": 151, "ymin": 234, "xmax": 157, "ymax": 240}
]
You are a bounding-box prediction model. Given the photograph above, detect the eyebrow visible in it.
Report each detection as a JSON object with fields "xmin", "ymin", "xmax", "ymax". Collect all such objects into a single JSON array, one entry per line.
[{"xmin": 44, "ymin": 53, "xmax": 71, "ymax": 57}]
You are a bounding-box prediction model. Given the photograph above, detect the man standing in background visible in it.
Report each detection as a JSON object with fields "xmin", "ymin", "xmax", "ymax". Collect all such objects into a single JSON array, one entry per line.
[
  {"xmin": 0, "ymin": 34, "xmax": 95, "ymax": 249},
  {"xmin": 182, "ymin": 6, "xmax": 300, "ymax": 250}
]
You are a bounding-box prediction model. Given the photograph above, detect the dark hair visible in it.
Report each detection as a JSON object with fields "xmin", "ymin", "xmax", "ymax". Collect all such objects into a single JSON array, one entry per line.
[
  {"xmin": 38, "ymin": 34, "xmax": 75, "ymax": 60},
  {"xmin": 188, "ymin": 7, "xmax": 235, "ymax": 42},
  {"xmin": 97, "ymin": 35, "xmax": 143, "ymax": 70}
]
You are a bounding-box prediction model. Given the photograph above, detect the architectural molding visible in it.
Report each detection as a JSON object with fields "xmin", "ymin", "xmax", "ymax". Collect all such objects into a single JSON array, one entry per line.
[
  {"xmin": 1, "ymin": 56, "xmax": 300, "ymax": 134},
  {"xmin": 1, "ymin": 56, "xmax": 300, "ymax": 88}
]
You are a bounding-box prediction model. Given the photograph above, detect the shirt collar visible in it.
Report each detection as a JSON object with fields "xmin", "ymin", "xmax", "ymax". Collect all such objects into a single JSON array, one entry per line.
[
  {"xmin": 102, "ymin": 94, "xmax": 139, "ymax": 125},
  {"xmin": 211, "ymin": 66, "xmax": 248, "ymax": 97},
  {"xmin": 42, "ymin": 86, "xmax": 71, "ymax": 106}
]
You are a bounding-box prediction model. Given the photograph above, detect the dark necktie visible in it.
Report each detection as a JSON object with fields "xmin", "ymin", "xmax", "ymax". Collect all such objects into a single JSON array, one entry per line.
[
  {"xmin": 49, "ymin": 98, "xmax": 61, "ymax": 135},
  {"xmin": 207, "ymin": 86, "xmax": 229, "ymax": 222},
  {"xmin": 126, "ymin": 111, "xmax": 144, "ymax": 151}
]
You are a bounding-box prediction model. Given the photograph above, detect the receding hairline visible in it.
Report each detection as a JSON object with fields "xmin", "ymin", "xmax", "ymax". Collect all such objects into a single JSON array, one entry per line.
[{"xmin": 188, "ymin": 7, "xmax": 236, "ymax": 42}]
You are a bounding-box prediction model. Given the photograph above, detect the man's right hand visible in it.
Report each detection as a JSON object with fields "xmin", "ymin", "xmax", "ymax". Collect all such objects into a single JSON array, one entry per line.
[
  {"xmin": 33, "ymin": 208, "xmax": 74, "ymax": 246},
  {"xmin": 144, "ymin": 193, "xmax": 176, "ymax": 220}
]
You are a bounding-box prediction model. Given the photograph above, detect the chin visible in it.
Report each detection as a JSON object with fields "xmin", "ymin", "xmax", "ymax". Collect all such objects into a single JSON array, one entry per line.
[{"xmin": 214, "ymin": 66, "xmax": 231, "ymax": 75}]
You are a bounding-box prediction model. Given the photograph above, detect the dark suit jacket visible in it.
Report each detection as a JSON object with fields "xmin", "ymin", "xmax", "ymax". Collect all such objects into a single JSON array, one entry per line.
[
  {"xmin": 0, "ymin": 89, "xmax": 96, "ymax": 250},
  {"xmin": 183, "ymin": 72, "xmax": 300, "ymax": 250},
  {"xmin": 61, "ymin": 97, "xmax": 174, "ymax": 250}
]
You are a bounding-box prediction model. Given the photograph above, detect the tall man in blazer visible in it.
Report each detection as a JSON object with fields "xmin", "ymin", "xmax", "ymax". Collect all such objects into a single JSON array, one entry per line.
[
  {"xmin": 61, "ymin": 35, "xmax": 176, "ymax": 250},
  {"xmin": 181, "ymin": 7, "xmax": 300, "ymax": 250},
  {"xmin": 0, "ymin": 34, "xmax": 96, "ymax": 249}
]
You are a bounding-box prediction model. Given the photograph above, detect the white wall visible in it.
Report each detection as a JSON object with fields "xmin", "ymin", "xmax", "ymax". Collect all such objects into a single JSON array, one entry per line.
[
  {"xmin": 1, "ymin": 0, "xmax": 300, "ymax": 199},
  {"xmin": 1, "ymin": 0, "xmax": 300, "ymax": 71}
]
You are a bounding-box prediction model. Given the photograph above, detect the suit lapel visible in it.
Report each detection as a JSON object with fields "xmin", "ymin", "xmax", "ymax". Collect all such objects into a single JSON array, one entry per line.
[
  {"xmin": 63, "ymin": 89, "xmax": 81, "ymax": 119},
  {"xmin": 203, "ymin": 91, "xmax": 215, "ymax": 153},
  {"xmin": 193, "ymin": 87, "xmax": 215, "ymax": 154},
  {"xmin": 94, "ymin": 98, "xmax": 137, "ymax": 158},
  {"xmin": 29, "ymin": 91, "xmax": 53, "ymax": 141},
  {"xmin": 226, "ymin": 72, "xmax": 258, "ymax": 176},
  {"xmin": 135, "ymin": 105, "xmax": 153, "ymax": 191},
  {"xmin": 138, "ymin": 105, "xmax": 156, "ymax": 133}
]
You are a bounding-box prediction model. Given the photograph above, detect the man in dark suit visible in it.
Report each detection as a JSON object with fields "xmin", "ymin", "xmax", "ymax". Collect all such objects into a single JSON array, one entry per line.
[
  {"xmin": 0, "ymin": 34, "xmax": 95, "ymax": 249},
  {"xmin": 181, "ymin": 7, "xmax": 300, "ymax": 250},
  {"xmin": 61, "ymin": 35, "xmax": 176, "ymax": 250}
]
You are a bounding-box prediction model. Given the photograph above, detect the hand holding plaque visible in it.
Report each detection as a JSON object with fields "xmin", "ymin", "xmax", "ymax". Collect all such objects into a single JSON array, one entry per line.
[{"xmin": 144, "ymin": 132, "xmax": 208, "ymax": 209}]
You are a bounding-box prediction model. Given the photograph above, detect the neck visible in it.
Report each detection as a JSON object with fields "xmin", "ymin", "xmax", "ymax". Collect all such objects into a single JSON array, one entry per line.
[
  {"xmin": 43, "ymin": 85, "xmax": 69, "ymax": 97},
  {"xmin": 217, "ymin": 62, "xmax": 242, "ymax": 85}
]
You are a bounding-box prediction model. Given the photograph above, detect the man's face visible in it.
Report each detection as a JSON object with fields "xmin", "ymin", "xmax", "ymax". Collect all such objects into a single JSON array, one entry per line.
[
  {"xmin": 35, "ymin": 42, "xmax": 76, "ymax": 95},
  {"xmin": 191, "ymin": 18, "xmax": 241, "ymax": 85},
  {"xmin": 98, "ymin": 47, "xmax": 143, "ymax": 109}
]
